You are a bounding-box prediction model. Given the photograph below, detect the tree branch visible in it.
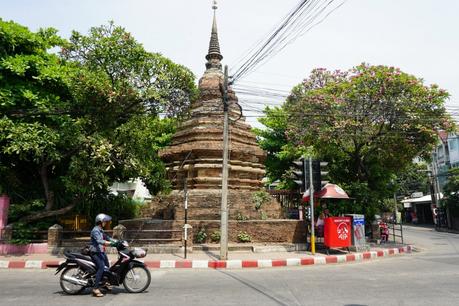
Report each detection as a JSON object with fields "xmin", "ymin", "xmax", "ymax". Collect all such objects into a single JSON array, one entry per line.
[{"xmin": 18, "ymin": 197, "xmax": 79, "ymax": 223}]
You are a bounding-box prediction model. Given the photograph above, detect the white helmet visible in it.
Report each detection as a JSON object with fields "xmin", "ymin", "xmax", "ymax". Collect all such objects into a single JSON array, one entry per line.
[{"xmin": 95, "ymin": 213, "xmax": 112, "ymax": 224}]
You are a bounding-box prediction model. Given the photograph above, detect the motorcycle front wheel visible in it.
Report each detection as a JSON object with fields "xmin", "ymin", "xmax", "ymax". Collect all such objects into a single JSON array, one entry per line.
[
  {"xmin": 123, "ymin": 266, "xmax": 151, "ymax": 293},
  {"xmin": 60, "ymin": 266, "xmax": 86, "ymax": 295}
]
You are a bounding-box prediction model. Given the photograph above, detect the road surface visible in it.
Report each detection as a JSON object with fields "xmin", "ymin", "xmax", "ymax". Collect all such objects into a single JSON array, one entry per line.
[{"xmin": 1, "ymin": 225, "xmax": 458, "ymax": 306}]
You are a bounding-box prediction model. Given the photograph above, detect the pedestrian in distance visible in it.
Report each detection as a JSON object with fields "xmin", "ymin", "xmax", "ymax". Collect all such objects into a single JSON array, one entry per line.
[{"xmin": 316, "ymin": 212, "xmax": 325, "ymax": 238}]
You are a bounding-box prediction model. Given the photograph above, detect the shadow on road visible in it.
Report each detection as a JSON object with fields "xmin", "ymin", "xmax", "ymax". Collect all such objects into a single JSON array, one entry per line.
[{"xmin": 217, "ymin": 270, "xmax": 295, "ymax": 306}]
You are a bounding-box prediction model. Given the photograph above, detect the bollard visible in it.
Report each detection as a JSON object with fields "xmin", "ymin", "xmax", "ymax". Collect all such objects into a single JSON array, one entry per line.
[
  {"xmin": 113, "ymin": 224, "xmax": 127, "ymax": 240},
  {"xmin": 48, "ymin": 224, "xmax": 63, "ymax": 247},
  {"xmin": 2, "ymin": 224, "xmax": 13, "ymax": 242}
]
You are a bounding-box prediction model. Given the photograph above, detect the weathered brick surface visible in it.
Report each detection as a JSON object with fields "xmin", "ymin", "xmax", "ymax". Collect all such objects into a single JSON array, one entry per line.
[
  {"xmin": 159, "ymin": 65, "xmax": 266, "ymax": 191},
  {"xmin": 191, "ymin": 220, "xmax": 307, "ymax": 243},
  {"xmin": 140, "ymin": 190, "xmax": 285, "ymax": 221},
  {"xmin": 120, "ymin": 219, "xmax": 307, "ymax": 244}
]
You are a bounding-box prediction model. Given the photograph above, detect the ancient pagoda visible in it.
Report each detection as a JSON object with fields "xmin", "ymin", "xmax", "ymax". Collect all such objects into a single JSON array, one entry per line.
[
  {"xmin": 128, "ymin": 3, "xmax": 306, "ymax": 245},
  {"xmin": 159, "ymin": 5, "xmax": 266, "ymax": 192}
]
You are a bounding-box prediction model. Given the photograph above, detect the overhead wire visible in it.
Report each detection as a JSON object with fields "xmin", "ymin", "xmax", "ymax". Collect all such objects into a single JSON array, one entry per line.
[{"xmin": 231, "ymin": 0, "xmax": 347, "ymax": 84}]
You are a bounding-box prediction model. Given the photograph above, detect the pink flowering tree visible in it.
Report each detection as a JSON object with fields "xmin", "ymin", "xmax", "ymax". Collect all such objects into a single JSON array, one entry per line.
[{"xmin": 284, "ymin": 64, "xmax": 452, "ymax": 217}]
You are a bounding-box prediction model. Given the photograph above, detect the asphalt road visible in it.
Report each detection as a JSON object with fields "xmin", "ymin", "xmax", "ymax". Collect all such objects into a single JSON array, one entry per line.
[{"xmin": 1, "ymin": 225, "xmax": 458, "ymax": 306}]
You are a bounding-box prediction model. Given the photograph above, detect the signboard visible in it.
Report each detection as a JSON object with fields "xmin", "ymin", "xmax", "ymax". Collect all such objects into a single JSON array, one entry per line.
[
  {"xmin": 351, "ymin": 214, "xmax": 366, "ymax": 250},
  {"xmin": 324, "ymin": 217, "xmax": 352, "ymax": 248},
  {"xmin": 411, "ymin": 192, "xmax": 423, "ymax": 198}
]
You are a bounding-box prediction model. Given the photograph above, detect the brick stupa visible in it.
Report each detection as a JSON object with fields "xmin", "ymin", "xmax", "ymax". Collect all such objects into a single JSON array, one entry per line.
[
  {"xmin": 130, "ymin": 4, "xmax": 306, "ymax": 244},
  {"xmin": 160, "ymin": 9, "xmax": 266, "ymax": 192}
]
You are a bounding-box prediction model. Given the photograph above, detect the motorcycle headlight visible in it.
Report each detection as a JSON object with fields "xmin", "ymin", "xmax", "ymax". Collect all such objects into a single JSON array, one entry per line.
[{"xmin": 132, "ymin": 247, "xmax": 147, "ymax": 258}]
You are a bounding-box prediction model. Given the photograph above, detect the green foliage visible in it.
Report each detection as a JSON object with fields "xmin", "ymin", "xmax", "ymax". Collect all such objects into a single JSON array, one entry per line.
[
  {"xmin": 0, "ymin": 19, "xmax": 195, "ymax": 223},
  {"xmin": 252, "ymin": 190, "xmax": 271, "ymax": 210},
  {"xmin": 8, "ymin": 199, "xmax": 46, "ymax": 223},
  {"xmin": 76, "ymin": 194, "xmax": 142, "ymax": 226},
  {"xmin": 9, "ymin": 221, "xmax": 52, "ymax": 245},
  {"xmin": 237, "ymin": 231, "xmax": 252, "ymax": 243},
  {"xmin": 254, "ymin": 107, "xmax": 297, "ymax": 185},
  {"xmin": 260, "ymin": 211, "xmax": 268, "ymax": 220},
  {"xmin": 236, "ymin": 212, "xmax": 249, "ymax": 221},
  {"xmin": 210, "ymin": 230, "xmax": 221, "ymax": 243},
  {"xmin": 395, "ymin": 162, "xmax": 430, "ymax": 197},
  {"xmin": 9, "ymin": 222, "xmax": 33, "ymax": 245},
  {"xmin": 61, "ymin": 21, "xmax": 198, "ymax": 119},
  {"xmin": 196, "ymin": 228, "xmax": 207, "ymax": 244},
  {"xmin": 443, "ymin": 168, "xmax": 459, "ymax": 214}
]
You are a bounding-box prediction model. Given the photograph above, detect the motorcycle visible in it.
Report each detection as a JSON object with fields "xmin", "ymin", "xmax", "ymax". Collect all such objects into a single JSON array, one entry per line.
[{"xmin": 55, "ymin": 240, "xmax": 151, "ymax": 295}]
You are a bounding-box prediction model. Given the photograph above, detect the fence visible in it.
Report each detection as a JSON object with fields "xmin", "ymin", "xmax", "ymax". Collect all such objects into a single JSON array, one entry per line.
[
  {"xmin": 61, "ymin": 228, "xmax": 187, "ymax": 245},
  {"xmin": 387, "ymin": 222, "xmax": 404, "ymax": 244},
  {"xmin": 435, "ymin": 207, "xmax": 449, "ymax": 229},
  {"xmin": 1, "ymin": 224, "xmax": 191, "ymax": 249},
  {"xmin": 268, "ymin": 190, "xmax": 303, "ymax": 219},
  {"xmin": 0, "ymin": 227, "xmax": 47, "ymax": 244}
]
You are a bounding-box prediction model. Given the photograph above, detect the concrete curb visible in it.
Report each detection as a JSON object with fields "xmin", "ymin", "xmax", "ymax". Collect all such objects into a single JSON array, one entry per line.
[{"xmin": 0, "ymin": 246, "xmax": 412, "ymax": 270}]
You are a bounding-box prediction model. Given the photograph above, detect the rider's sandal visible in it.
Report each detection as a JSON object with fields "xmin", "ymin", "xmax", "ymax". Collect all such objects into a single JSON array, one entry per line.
[
  {"xmin": 103, "ymin": 283, "xmax": 113, "ymax": 291},
  {"xmin": 92, "ymin": 288, "xmax": 104, "ymax": 297}
]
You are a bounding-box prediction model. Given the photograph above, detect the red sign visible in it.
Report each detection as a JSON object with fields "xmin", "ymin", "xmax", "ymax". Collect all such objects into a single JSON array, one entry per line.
[{"xmin": 324, "ymin": 217, "xmax": 351, "ymax": 248}]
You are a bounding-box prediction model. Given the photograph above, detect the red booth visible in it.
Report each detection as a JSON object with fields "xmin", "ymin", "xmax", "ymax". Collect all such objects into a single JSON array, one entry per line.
[{"xmin": 324, "ymin": 217, "xmax": 352, "ymax": 249}]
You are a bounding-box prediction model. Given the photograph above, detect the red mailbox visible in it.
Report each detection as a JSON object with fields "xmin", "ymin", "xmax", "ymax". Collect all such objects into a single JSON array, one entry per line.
[{"xmin": 324, "ymin": 217, "xmax": 352, "ymax": 248}]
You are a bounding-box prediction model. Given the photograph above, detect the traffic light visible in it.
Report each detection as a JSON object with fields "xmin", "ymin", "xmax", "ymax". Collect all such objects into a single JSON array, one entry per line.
[
  {"xmin": 291, "ymin": 158, "xmax": 329, "ymax": 192},
  {"xmin": 291, "ymin": 158, "xmax": 307, "ymax": 191},
  {"xmin": 312, "ymin": 160, "xmax": 329, "ymax": 191}
]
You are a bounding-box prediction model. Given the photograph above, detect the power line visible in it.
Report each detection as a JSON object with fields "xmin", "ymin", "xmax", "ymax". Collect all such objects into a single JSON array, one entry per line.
[{"xmin": 231, "ymin": 0, "xmax": 346, "ymax": 83}]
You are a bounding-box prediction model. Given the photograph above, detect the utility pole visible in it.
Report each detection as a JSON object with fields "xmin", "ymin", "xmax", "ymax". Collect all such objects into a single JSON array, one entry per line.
[
  {"xmin": 308, "ymin": 157, "xmax": 316, "ymax": 255},
  {"xmin": 184, "ymin": 177, "xmax": 188, "ymax": 259},
  {"xmin": 220, "ymin": 65, "xmax": 229, "ymax": 260}
]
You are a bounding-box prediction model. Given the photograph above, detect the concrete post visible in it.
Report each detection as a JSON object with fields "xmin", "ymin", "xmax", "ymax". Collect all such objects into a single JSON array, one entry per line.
[
  {"xmin": 183, "ymin": 224, "xmax": 193, "ymax": 253},
  {"xmin": 113, "ymin": 224, "xmax": 127, "ymax": 240},
  {"xmin": 0, "ymin": 195, "xmax": 10, "ymax": 231},
  {"xmin": 371, "ymin": 221, "xmax": 381, "ymax": 241},
  {"xmin": 48, "ymin": 224, "xmax": 63, "ymax": 247},
  {"xmin": 2, "ymin": 224, "xmax": 13, "ymax": 242}
]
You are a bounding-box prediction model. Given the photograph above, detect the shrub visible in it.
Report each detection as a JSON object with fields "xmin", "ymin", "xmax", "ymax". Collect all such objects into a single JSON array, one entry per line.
[
  {"xmin": 76, "ymin": 194, "xmax": 142, "ymax": 226},
  {"xmin": 252, "ymin": 191, "xmax": 271, "ymax": 210},
  {"xmin": 260, "ymin": 211, "xmax": 268, "ymax": 220},
  {"xmin": 237, "ymin": 231, "xmax": 252, "ymax": 243},
  {"xmin": 196, "ymin": 228, "xmax": 207, "ymax": 243},
  {"xmin": 236, "ymin": 212, "xmax": 249, "ymax": 221},
  {"xmin": 210, "ymin": 230, "xmax": 221, "ymax": 243}
]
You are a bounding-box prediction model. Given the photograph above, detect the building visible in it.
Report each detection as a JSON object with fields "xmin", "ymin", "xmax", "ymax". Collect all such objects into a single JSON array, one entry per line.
[{"xmin": 431, "ymin": 131, "xmax": 459, "ymax": 229}]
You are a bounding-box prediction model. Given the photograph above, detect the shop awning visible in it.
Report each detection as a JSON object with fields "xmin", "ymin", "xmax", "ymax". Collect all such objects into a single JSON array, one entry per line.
[{"xmin": 401, "ymin": 193, "xmax": 443, "ymax": 205}]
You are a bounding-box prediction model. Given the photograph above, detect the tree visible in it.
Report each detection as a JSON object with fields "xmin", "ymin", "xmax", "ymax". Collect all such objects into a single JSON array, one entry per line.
[
  {"xmin": 61, "ymin": 21, "xmax": 198, "ymax": 120},
  {"xmin": 0, "ymin": 20, "xmax": 196, "ymax": 223},
  {"xmin": 442, "ymin": 168, "xmax": 459, "ymax": 213},
  {"xmin": 0, "ymin": 19, "xmax": 80, "ymax": 216},
  {"xmin": 254, "ymin": 107, "xmax": 295, "ymax": 184},
  {"xmin": 283, "ymin": 64, "xmax": 451, "ymax": 219},
  {"xmin": 395, "ymin": 162, "xmax": 430, "ymax": 197}
]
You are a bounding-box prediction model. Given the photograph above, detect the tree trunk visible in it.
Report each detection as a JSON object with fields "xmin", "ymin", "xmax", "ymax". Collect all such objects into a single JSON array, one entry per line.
[{"xmin": 39, "ymin": 164, "xmax": 54, "ymax": 211}]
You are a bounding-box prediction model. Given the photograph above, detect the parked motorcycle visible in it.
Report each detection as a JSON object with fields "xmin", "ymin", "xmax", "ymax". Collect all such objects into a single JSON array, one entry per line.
[{"xmin": 56, "ymin": 240, "xmax": 151, "ymax": 295}]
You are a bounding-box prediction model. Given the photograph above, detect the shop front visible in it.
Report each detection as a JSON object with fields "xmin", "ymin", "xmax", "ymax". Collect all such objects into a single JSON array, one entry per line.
[{"xmin": 401, "ymin": 194, "xmax": 442, "ymax": 225}]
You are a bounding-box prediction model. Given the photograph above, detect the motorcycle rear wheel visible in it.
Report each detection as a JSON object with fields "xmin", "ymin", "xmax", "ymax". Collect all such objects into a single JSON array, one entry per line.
[
  {"xmin": 123, "ymin": 266, "xmax": 151, "ymax": 293},
  {"xmin": 60, "ymin": 266, "xmax": 86, "ymax": 295}
]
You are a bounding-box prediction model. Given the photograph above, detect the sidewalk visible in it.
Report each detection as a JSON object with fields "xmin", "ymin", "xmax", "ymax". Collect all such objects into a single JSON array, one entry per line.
[{"xmin": 0, "ymin": 244, "xmax": 412, "ymax": 269}]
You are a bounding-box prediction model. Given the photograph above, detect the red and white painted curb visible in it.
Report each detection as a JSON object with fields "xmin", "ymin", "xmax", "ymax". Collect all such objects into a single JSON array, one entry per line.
[{"xmin": 0, "ymin": 245, "xmax": 412, "ymax": 270}]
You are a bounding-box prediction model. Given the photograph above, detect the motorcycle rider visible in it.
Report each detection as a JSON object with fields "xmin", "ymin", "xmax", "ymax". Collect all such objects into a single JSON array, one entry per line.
[{"xmin": 90, "ymin": 213, "xmax": 116, "ymax": 297}]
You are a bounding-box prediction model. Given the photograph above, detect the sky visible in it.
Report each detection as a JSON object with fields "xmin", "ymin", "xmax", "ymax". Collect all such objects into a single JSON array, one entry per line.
[{"xmin": 2, "ymin": 0, "xmax": 459, "ymax": 127}]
